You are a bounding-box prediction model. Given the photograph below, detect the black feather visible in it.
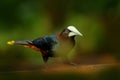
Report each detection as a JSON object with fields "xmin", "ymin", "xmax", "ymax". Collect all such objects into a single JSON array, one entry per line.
[{"xmin": 32, "ymin": 35, "xmax": 58, "ymax": 51}]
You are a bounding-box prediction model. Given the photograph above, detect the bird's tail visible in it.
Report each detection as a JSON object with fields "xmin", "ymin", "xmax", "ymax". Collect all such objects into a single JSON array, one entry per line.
[
  {"xmin": 7, "ymin": 40, "xmax": 40, "ymax": 51},
  {"xmin": 7, "ymin": 40, "xmax": 33, "ymax": 46}
]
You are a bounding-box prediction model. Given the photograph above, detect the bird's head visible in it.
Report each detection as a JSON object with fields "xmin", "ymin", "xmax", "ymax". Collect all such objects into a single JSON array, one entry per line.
[{"xmin": 59, "ymin": 26, "xmax": 83, "ymax": 38}]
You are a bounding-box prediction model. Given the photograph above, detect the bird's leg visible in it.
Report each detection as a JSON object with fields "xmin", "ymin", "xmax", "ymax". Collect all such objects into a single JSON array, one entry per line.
[
  {"xmin": 68, "ymin": 61, "xmax": 78, "ymax": 66},
  {"xmin": 61, "ymin": 56, "xmax": 78, "ymax": 66},
  {"xmin": 41, "ymin": 61, "xmax": 50, "ymax": 71}
]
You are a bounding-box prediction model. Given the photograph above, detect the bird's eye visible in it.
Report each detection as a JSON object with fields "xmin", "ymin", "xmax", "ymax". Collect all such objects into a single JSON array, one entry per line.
[{"xmin": 65, "ymin": 29, "xmax": 71, "ymax": 33}]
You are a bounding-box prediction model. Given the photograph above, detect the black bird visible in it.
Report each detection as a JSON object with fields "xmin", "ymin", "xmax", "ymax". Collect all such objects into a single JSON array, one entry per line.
[{"xmin": 7, "ymin": 26, "xmax": 82, "ymax": 63}]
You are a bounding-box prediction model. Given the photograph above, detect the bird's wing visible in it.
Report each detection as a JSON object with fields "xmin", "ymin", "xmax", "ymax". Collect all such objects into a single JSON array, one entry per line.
[
  {"xmin": 32, "ymin": 35, "xmax": 57, "ymax": 51},
  {"xmin": 32, "ymin": 35, "xmax": 58, "ymax": 62}
]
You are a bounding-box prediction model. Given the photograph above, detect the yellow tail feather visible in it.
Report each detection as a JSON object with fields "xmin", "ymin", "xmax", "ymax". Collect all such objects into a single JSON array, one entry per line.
[{"xmin": 7, "ymin": 40, "xmax": 15, "ymax": 45}]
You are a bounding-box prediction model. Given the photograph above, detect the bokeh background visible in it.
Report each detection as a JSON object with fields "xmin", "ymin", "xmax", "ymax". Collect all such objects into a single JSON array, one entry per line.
[{"xmin": 0, "ymin": 0, "xmax": 120, "ymax": 80}]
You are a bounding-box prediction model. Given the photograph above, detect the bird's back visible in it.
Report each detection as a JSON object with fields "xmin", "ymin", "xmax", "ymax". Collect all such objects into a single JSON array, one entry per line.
[{"xmin": 32, "ymin": 35, "xmax": 58, "ymax": 53}]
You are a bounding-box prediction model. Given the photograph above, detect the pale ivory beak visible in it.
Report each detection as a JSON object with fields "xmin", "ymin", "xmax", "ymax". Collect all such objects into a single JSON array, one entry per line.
[{"xmin": 67, "ymin": 26, "xmax": 83, "ymax": 37}]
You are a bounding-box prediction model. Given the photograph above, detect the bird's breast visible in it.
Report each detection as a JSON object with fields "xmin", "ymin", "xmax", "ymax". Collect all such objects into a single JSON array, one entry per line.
[{"xmin": 52, "ymin": 37, "xmax": 75, "ymax": 57}]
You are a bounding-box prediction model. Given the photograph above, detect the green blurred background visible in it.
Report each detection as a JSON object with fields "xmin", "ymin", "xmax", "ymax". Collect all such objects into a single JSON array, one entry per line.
[{"xmin": 0, "ymin": 0, "xmax": 120, "ymax": 79}]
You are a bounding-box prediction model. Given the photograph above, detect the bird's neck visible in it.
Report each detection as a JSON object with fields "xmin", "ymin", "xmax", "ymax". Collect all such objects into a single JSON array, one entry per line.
[
  {"xmin": 57, "ymin": 33, "xmax": 75, "ymax": 41},
  {"xmin": 57, "ymin": 33, "xmax": 75, "ymax": 48}
]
